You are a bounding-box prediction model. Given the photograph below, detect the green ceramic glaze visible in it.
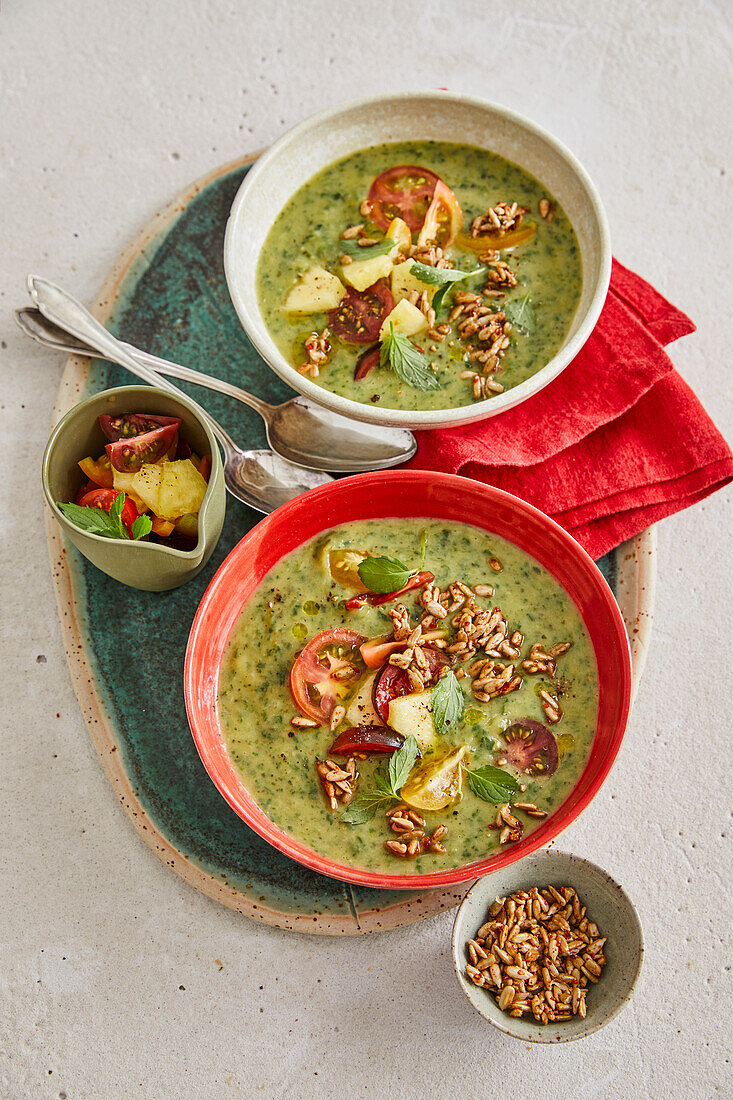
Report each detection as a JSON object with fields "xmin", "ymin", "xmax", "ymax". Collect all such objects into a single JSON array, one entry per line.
[{"xmin": 53, "ymin": 161, "xmax": 617, "ymax": 929}]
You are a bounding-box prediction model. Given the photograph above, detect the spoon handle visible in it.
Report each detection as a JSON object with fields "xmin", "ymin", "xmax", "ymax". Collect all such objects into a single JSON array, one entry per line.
[
  {"xmin": 26, "ymin": 276, "xmax": 239, "ymax": 455},
  {"xmin": 116, "ymin": 340, "xmax": 273, "ymax": 418}
]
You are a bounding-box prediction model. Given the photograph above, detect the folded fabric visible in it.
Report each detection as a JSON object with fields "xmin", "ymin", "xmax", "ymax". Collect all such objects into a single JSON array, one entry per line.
[{"xmin": 406, "ymin": 259, "xmax": 732, "ymax": 559}]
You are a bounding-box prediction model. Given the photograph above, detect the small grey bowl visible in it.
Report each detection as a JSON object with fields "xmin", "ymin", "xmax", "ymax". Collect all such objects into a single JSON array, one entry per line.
[
  {"xmin": 451, "ymin": 850, "xmax": 643, "ymax": 1043},
  {"xmin": 42, "ymin": 385, "xmax": 226, "ymax": 591}
]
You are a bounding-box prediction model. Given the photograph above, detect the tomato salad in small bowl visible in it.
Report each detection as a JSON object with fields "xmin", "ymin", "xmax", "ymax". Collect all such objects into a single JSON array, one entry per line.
[{"xmin": 43, "ymin": 386, "xmax": 225, "ymax": 591}]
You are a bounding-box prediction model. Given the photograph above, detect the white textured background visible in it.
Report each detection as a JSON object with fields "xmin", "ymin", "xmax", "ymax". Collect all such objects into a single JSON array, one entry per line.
[{"xmin": 2, "ymin": 2, "xmax": 731, "ymax": 1097}]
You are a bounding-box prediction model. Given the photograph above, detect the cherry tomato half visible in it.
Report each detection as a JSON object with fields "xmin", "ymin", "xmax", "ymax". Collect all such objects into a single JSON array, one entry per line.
[
  {"xmin": 367, "ymin": 165, "xmax": 441, "ymax": 232},
  {"xmin": 290, "ymin": 628, "xmax": 367, "ymax": 724},
  {"xmin": 416, "ymin": 180, "xmax": 463, "ymax": 249},
  {"xmin": 105, "ymin": 422, "xmax": 180, "ymax": 473},
  {"xmin": 353, "ymin": 344, "xmax": 380, "ymax": 381},
  {"xmin": 78, "ymin": 488, "xmax": 139, "ymax": 537},
  {"xmin": 495, "ymin": 720, "xmax": 559, "ymax": 777},
  {"xmin": 372, "ymin": 647, "xmax": 452, "ymax": 724},
  {"xmin": 98, "ymin": 413, "xmax": 182, "ymax": 441},
  {"xmin": 328, "ymin": 725, "xmax": 403, "ymax": 756},
  {"xmin": 329, "ymin": 284, "xmax": 394, "ymax": 345}
]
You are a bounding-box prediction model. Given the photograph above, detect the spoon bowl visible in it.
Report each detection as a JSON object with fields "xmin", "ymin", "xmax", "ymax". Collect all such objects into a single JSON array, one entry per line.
[{"xmin": 16, "ymin": 301, "xmax": 416, "ymax": 473}]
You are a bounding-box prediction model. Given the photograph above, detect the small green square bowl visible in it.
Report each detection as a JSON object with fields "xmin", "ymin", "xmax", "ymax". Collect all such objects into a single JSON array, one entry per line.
[{"xmin": 42, "ymin": 385, "xmax": 226, "ymax": 591}]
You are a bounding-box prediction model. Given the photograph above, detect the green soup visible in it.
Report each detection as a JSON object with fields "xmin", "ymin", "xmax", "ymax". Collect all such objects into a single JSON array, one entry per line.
[
  {"xmin": 256, "ymin": 141, "xmax": 582, "ymax": 412},
  {"xmin": 218, "ymin": 520, "xmax": 598, "ymax": 875}
]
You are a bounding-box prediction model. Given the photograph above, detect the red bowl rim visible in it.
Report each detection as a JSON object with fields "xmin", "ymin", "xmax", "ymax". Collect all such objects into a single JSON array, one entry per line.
[{"xmin": 184, "ymin": 471, "xmax": 632, "ymax": 890}]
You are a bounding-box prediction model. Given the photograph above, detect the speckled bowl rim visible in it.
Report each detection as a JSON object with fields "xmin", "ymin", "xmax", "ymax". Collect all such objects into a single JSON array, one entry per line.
[
  {"xmin": 42, "ymin": 384, "xmax": 223, "ymax": 561},
  {"xmin": 224, "ymin": 90, "xmax": 612, "ymax": 429},
  {"xmin": 450, "ymin": 849, "xmax": 644, "ymax": 1042}
]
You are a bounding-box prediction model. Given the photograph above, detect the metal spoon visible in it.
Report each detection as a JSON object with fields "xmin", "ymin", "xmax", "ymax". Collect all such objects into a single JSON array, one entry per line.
[
  {"xmin": 23, "ymin": 278, "xmax": 332, "ymax": 515},
  {"xmin": 21, "ymin": 281, "xmax": 415, "ymax": 473}
]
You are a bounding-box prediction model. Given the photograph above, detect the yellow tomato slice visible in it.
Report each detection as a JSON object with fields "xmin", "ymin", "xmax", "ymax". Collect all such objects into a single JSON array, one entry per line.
[
  {"xmin": 401, "ymin": 746, "xmax": 469, "ymax": 811},
  {"xmin": 456, "ymin": 223, "xmax": 536, "ymax": 253}
]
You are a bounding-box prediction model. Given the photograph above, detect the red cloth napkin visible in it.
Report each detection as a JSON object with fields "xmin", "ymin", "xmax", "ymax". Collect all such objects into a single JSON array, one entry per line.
[{"xmin": 406, "ymin": 259, "xmax": 733, "ymax": 559}]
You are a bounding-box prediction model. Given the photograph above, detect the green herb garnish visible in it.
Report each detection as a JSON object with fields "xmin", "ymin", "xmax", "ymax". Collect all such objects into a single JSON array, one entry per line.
[
  {"xmin": 464, "ymin": 763, "xmax": 519, "ymax": 803},
  {"xmin": 341, "ymin": 736, "xmax": 419, "ymax": 824},
  {"xmin": 357, "ymin": 554, "xmax": 412, "ymax": 593},
  {"xmin": 410, "ymin": 261, "xmax": 486, "ymax": 314},
  {"xmin": 340, "ymin": 236, "xmax": 395, "ymax": 259},
  {"xmin": 57, "ymin": 493, "xmax": 151, "ymax": 541},
  {"xmin": 431, "ymin": 671, "xmax": 464, "ymax": 735},
  {"xmin": 418, "ymin": 526, "xmax": 429, "ymax": 572},
  {"xmin": 380, "ymin": 323, "xmax": 441, "ymax": 392},
  {"xmin": 504, "ymin": 294, "xmax": 536, "ymax": 334}
]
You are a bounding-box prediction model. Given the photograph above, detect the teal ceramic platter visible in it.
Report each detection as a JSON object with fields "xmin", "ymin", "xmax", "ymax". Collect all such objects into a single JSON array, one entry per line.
[{"xmin": 47, "ymin": 155, "xmax": 656, "ymax": 934}]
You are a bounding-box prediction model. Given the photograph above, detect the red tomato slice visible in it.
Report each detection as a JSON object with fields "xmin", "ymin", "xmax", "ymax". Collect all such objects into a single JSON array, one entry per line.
[
  {"xmin": 372, "ymin": 647, "xmax": 453, "ymax": 724},
  {"xmin": 416, "ymin": 180, "xmax": 463, "ymax": 249},
  {"xmin": 105, "ymin": 423, "xmax": 180, "ymax": 473},
  {"xmin": 345, "ymin": 570, "xmax": 435, "ymax": 610},
  {"xmin": 328, "ymin": 725, "xmax": 403, "ymax": 756},
  {"xmin": 496, "ymin": 720, "xmax": 559, "ymax": 777},
  {"xmin": 99, "ymin": 413, "xmax": 182, "ymax": 441},
  {"xmin": 367, "ymin": 165, "xmax": 442, "ymax": 232},
  {"xmin": 290, "ymin": 628, "xmax": 367, "ymax": 724},
  {"xmin": 329, "ymin": 285, "xmax": 394, "ymax": 345},
  {"xmin": 353, "ymin": 344, "xmax": 380, "ymax": 381},
  {"xmin": 78, "ymin": 488, "xmax": 139, "ymax": 537}
]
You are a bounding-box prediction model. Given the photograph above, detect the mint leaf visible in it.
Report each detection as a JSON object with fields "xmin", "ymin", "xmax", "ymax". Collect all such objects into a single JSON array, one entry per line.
[
  {"xmin": 432, "ymin": 671, "xmax": 464, "ymax": 735},
  {"xmin": 418, "ymin": 527, "xmax": 429, "ymax": 572},
  {"xmin": 504, "ymin": 294, "xmax": 536, "ymax": 334},
  {"xmin": 465, "ymin": 764, "xmax": 519, "ymax": 803},
  {"xmin": 107, "ymin": 491, "xmax": 128, "ymax": 539},
  {"xmin": 388, "ymin": 735, "xmax": 420, "ymax": 794},
  {"xmin": 341, "ymin": 792, "xmax": 392, "ymax": 825},
  {"xmin": 57, "ymin": 500, "xmax": 127, "ymax": 539},
  {"xmin": 340, "ymin": 236, "xmax": 395, "ymax": 259},
  {"xmin": 410, "ymin": 261, "xmax": 486, "ymax": 287},
  {"xmin": 131, "ymin": 514, "xmax": 153, "ymax": 541},
  {"xmin": 380, "ymin": 324, "xmax": 441, "ymax": 392},
  {"xmin": 358, "ymin": 554, "xmax": 411, "ymax": 594}
]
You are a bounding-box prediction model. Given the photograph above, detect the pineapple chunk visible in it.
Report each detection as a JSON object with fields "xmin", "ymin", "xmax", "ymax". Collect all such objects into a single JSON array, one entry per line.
[
  {"xmin": 345, "ymin": 672, "xmax": 381, "ymax": 727},
  {"xmin": 341, "ymin": 252, "xmax": 393, "ymax": 292},
  {"xmin": 129, "ymin": 464, "xmax": 163, "ymax": 515},
  {"xmin": 379, "ymin": 298, "xmax": 428, "ymax": 340},
  {"xmin": 385, "ymin": 217, "xmax": 411, "ymax": 253},
  {"xmin": 387, "ymin": 691, "xmax": 436, "ymax": 752},
  {"xmin": 155, "ymin": 459, "xmax": 208, "ymax": 521},
  {"xmin": 391, "ymin": 259, "xmax": 437, "ymax": 305},
  {"xmin": 111, "ymin": 469, "xmax": 148, "ymax": 512},
  {"xmin": 283, "ymin": 266, "xmax": 346, "ymax": 312}
]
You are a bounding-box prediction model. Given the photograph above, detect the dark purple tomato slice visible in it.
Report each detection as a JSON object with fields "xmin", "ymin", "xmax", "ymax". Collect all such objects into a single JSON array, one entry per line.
[
  {"xmin": 372, "ymin": 647, "xmax": 452, "ymax": 724},
  {"xmin": 99, "ymin": 413, "xmax": 182, "ymax": 441},
  {"xmin": 354, "ymin": 344, "xmax": 380, "ymax": 381},
  {"xmin": 495, "ymin": 720, "xmax": 559, "ymax": 777},
  {"xmin": 328, "ymin": 284, "xmax": 394, "ymax": 345},
  {"xmin": 328, "ymin": 725, "xmax": 403, "ymax": 756},
  {"xmin": 105, "ymin": 423, "xmax": 180, "ymax": 473}
]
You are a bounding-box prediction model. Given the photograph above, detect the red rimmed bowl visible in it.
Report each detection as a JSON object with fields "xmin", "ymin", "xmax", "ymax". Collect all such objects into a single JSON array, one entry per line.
[{"xmin": 184, "ymin": 472, "xmax": 632, "ymax": 890}]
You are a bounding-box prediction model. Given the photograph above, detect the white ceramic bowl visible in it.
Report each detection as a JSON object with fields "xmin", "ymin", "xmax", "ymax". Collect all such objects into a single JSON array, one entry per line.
[
  {"xmin": 224, "ymin": 91, "xmax": 611, "ymax": 430},
  {"xmin": 451, "ymin": 850, "xmax": 643, "ymax": 1042}
]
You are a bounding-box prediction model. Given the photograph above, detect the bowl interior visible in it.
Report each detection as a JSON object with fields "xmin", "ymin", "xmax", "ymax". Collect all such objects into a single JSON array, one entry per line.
[
  {"xmin": 225, "ymin": 92, "xmax": 609, "ymax": 427},
  {"xmin": 451, "ymin": 850, "xmax": 644, "ymax": 1042},
  {"xmin": 43, "ymin": 385, "xmax": 220, "ymax": 559},
  {"xmin": 185, "ymin": 472, "xmax": 632, "ymax": 890}
]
